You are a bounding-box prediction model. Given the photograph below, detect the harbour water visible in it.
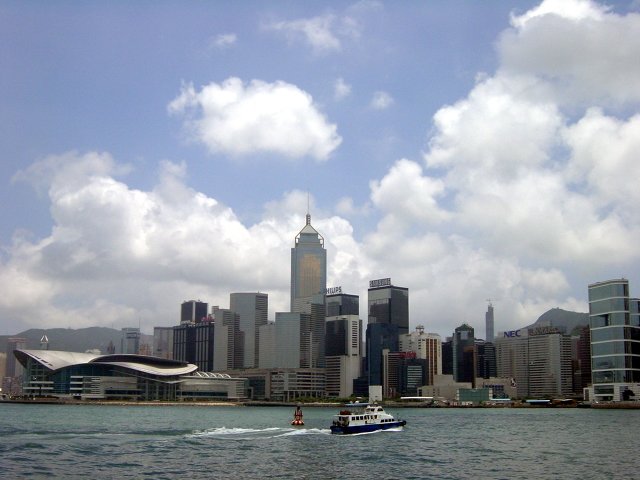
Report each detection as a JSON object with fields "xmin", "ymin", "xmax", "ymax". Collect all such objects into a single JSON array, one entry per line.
[{"xmin": 1, "ymin": 403, "xmax": 638, "ymax": 479}]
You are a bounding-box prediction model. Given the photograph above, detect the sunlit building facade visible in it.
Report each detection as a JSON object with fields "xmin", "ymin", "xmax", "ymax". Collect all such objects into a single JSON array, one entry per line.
[{"xmin": 290, "ymin": 213, "xmax": 326, "ymax": 311}]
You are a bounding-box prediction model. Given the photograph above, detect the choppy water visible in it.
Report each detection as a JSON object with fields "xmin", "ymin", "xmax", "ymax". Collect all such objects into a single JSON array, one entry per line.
[{"xmin": 1, "ymin": 404, "xmax": 638, "ymax": 479}]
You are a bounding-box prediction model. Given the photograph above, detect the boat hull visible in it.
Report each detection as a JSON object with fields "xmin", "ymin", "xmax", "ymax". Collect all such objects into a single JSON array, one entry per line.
[{"xmin": 330, "ymin": 420, "xmax": 406, "ymax": 435}]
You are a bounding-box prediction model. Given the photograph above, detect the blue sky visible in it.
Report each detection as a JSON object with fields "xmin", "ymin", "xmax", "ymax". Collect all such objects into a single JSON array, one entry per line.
[{"xmin": 1, "ymin": 0, "xmax": 640, "ymax": 338}]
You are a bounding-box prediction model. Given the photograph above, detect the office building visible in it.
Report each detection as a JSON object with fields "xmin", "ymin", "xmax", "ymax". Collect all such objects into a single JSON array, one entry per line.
[
  {"xmin": 495, "ymin": 330, "xmax": 529, "ymax": 398},
  {"xmin": 173, "ymin": 320, "xmax": 215, "ymax": 372},
  {"xmin": 325, "ymin": 314, "xmax": 362, "ymax": 397},
  {"xmin": 441, "ymin": 338, "xmax": 453, "ymax": 375},
  {"xmin": 290, "ymin": 213, "xmax": 326, "ymax": 311},
  {"xmin": 230, "ymin": 292, "xmax": 268, "ymax": 368},
  {"xmin": 399, "ymin": 326, "xmax": 442, "ymax": 386},
  {"xmin": 3, "ymin": 337, "xmax": 27, "ymax": 396},
  {"xmin": 293, "ymin": 294, "xmax": 327, "ymax": 368},
  {"xmin": 153, "ymin": 327, "xmax": 174, "ymax": 359},
  {"xmin": 212, "ymin": 307, "xmax": 243, "ymax": 371},
  {"xmin": 575, "ymin": 326, "xmax": 591, "ymax": 394},
  {"xmin": 368, "ymin": 278, "xmax": 409, "ymax": 335},
  {"xmin": 181, "ymin": 300, "xmax": 208, "ymax": 324},
  {"xmin": 527, "ymin": 327, "xmax": 573, "ymax": 398},
  {"xmin": 274, "ymin": 312, "xmax": 305, "ymax": 368},
  {"xmin": 366, "ymin": 322, "xmax": 399, "ymax": 388},
  {"xmin": 326, "ymin": 292, "xmax": 359, "ymax": 317},
  {"xmin": 486, "ymin": 302, "xmax": 495, "ymax": 342},
  {"xmin": 258, "ymin": 323, "xmax": 277, "ymax": 369},
  {"xmin": 120, "ymin": 328, "xmax": 141, "ymax": 354},
  {"xmin": 453, "ymin": 324, "xmax": 476, "ymax": 386},
  {"xmin": 476, "ymin": 340, "xmax": 497, "ymax": 380},
  {"xmin": 587, "ymin": 279, "xmax": 640, "ymax": 402},
  {"xmin": 4, "ymin": 337, "xmax": 27, "ymax": 378}
]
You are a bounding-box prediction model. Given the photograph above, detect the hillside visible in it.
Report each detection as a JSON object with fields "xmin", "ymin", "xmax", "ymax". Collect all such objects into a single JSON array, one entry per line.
[
  {"xmin": 0, "ymin": 327, "xmax": 154, "ymax": 354},
  {"xmin": 525, "ymin": 307, "xmax": 589, "ymax": 334}
]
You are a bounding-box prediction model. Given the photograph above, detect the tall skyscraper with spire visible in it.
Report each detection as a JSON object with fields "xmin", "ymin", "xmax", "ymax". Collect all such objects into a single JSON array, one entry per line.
[
  {"xmin": 290, "ymin": 213, "xmax": 326, "ymax": 311},
  {"xmin": 289, "ymin": 211, "xmax": 327, "ymax": 368}
]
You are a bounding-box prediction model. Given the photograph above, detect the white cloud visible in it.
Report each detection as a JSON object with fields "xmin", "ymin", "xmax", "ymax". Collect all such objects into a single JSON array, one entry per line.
[
  {"xmin": 334, "ymin": 77, "xmax": 351, "ymax": 100},
  {"xmin": 370, "ymin": 90, "xmax": 394, "ymax": 110},
  {"xmin": 168, "ymin": 77, "xmax": 342, "ymax": 161},
  {"xmin": 2, "ymin": 155, "xmax": 371, "ymax": 332},
  {"xmin": 266, "ymin": 14, "xmax": 342, "ymax": 53},
  {"xmin": 370, "ymin": 159, "xmax": 449, "ymax": 225},
  {"xmin": 500, "ymin": 0, "xmax": 640, "ymax": 105},
  {"xmin": 210, "ymin": 33, "xmax": 237, "ymax": 49}
]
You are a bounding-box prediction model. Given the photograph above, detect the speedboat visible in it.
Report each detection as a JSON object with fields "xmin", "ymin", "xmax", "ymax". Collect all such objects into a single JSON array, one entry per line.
[
  {"xmin": 330, "ymin": 402, "xmax": 406, "ymax": 434},
  {"xmin": 291, "ymin": 405, "xmax": 304, "ymax": 426}
]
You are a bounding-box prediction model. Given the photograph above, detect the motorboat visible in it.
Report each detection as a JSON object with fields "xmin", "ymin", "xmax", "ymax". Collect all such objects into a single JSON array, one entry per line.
[
  {"xmin": 291, "ymin": 405, "xmax": 304, "ymax": 426},
  {"xmin": 330, "ymin": 402, "xmax": 406, "ymax": 434}
]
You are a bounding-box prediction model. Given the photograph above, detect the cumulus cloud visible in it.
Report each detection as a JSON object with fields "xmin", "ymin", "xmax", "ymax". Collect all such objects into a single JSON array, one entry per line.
[
  {"xmin": 168, "ymin": 77, "xmax": 342, "ymax": 161},
  {"xmin": 4, "ymin": 0, "xmax": 640, "ymax": 339},
  {"xmin": 358, "ymin": 0, "xmax": 640, "ymax": 335},
  {"xmin": 334, "ymin": 77, "xmax": 351, "ymax": 100},
  {"xmin": 2, "ymin": 153, "xmax": 370, "ymax": 332},
  {"xmin": 500, "ymin": 0, "xmax": 640, "ymax": 105},
  {"xmin": 370, "ymin": 90, "xmax": 394, "ymax": 110}
]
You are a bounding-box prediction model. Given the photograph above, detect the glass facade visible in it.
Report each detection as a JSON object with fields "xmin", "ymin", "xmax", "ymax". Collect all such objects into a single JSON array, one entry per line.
[
  {"xmin": 588, "ymin": 279, "xmax": 640, "ymax": 401},
  {"xmin": 368, "ymin": 285, "xmax": 409, "ymax": 335},
  {"xmin": 290, "ymin": 215, "xmax": 326, "ymax": 311}
]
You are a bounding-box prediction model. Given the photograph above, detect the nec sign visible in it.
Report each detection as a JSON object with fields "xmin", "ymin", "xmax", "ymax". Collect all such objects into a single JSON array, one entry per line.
[{"xmin": 503, "ymin": 330, "xmax": 521, "ymax": 338}]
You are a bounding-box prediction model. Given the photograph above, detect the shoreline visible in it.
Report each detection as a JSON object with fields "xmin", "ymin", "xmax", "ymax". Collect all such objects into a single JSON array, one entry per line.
[{"xmin": 3, "ymin": 397, "xmax": 640, "ymax": 409}]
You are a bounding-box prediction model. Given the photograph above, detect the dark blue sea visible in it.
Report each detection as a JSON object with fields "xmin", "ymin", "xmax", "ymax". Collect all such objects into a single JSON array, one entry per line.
[{"xmin": 1, "ymin": 403, "xmax": 637, "ymax": 479}]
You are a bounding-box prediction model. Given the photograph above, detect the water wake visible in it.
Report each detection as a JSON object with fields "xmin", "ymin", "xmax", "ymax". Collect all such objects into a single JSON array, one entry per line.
[{"xmin": 187, "ymin": 426, "xmax": 330, "ymax": 439}]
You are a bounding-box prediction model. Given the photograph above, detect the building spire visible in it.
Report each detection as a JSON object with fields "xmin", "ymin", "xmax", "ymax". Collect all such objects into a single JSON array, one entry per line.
[{"xmin": 306, "ymin": 192, "xmax": 311, "ymax": 225}]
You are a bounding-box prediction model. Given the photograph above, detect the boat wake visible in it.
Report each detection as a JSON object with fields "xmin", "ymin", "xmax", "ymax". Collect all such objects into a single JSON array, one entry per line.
[{"xmin": 187, "ymin": 427, "xmax": 330, "ymax": 440}]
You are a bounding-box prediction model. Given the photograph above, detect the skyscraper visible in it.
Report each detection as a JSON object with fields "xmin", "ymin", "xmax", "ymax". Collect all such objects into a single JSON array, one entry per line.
[
  {"xmin": 325, "ymin": 314, "xmax": 362, "ymax": 398},
  {"xmin": 399, "ymin": 326, "xmax": 442, "ymax": 386},
  {"xmin": 290, "ymin": 213, "xmax": 326, "ymax": 311},
  {"xmin": 485, "ymin": 302, "xmax": 495, "ymax": 341},
  {"xmin": 453, "ymin": 323, "xmax": 476, "ymax": 386},
  {"xmin": 4, "ymin": 337, "xmax": 27, "ymax": 378},
  {"xmin": 230, "ymin": 292, "xmax": 268, "ymax": 368},
  {"xmin": 366, "ymin": 322, "xmax": 399, "ymax": 387},
  {"xmin": 326, "ymin": 292, "xmax": 359, "ymax": 317},
  {"xmin": 181, "ymin": 300, "xmax": 208, "ymax": 324},
  {"xmin": 588, "ymin": 278, "xmax": 640, "ymax": 402},
  {"xmin": 367, "ymin": 278, "xmax": 409, "ymax": 335},
  {"xmin": 120, "ymin": 328, "xmax": 140, "ymax": 354},
  {"xmin": 212, "ymin": 307, "xmax": 243, "ymax": 371}
]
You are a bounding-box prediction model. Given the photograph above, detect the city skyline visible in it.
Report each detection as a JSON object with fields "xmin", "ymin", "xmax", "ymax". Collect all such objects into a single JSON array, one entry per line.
[{"xmin": 2, "ymin": 1, "xmax": 640, "ymax": 338}]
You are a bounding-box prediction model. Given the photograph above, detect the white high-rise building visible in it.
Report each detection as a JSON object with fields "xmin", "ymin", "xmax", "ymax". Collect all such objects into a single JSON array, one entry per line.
[
  {"xmin": 230, "ymin": 292, "xmax": 268, "ymax": 369},
  {"xmin": 325, "ymin": 314, "xmax": 362, "ymax": 397},
  {"xmin": 399, "ymin": 326, "xmax": 442, "ymax": 386}
]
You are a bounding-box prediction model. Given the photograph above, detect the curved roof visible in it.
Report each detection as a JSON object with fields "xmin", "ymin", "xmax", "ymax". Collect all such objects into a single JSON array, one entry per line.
[{"xmin": 15, "ymin": 350, "xmax": 197, "ymax": 377}]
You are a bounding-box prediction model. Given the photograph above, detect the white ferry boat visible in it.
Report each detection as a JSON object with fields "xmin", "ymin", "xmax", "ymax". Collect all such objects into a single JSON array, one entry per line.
[{"xmin": 330, "ymin": 402, "xmax": 406, "ymax": 434}]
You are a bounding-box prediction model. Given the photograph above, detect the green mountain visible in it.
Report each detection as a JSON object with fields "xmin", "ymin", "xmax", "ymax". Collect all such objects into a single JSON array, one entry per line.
[
  {"xmin": 0, "ymin": 327, "xmax": 154, "ymax": 354},
  {"xmin": 525, "ymin": 307, "xmax": 589, "ymax": 335}
]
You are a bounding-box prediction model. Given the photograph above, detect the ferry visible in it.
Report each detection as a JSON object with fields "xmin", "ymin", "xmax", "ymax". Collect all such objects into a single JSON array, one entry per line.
[{"xmin": 330, "ymin": 402, "xmax": 406, "ymax": 434}]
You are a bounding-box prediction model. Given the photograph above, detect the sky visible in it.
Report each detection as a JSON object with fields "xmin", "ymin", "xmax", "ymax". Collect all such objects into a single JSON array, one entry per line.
[{"xmin": 1, "ymin": 0, "xmax": 640, "ymax": 339}]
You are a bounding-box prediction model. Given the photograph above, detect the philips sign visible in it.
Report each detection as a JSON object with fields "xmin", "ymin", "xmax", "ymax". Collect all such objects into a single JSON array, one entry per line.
[{"xmin": 326, "ymin": 286, "xmax": 343, "ymax": 295}]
